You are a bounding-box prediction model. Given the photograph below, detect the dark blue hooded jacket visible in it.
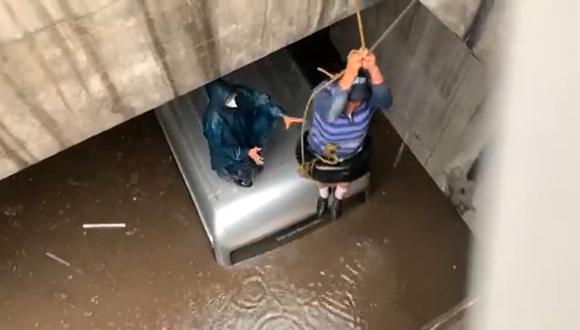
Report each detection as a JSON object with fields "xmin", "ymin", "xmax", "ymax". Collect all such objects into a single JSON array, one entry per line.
[{"xmin": 202, "ymin": 79, "xmax": 284, "ymax": 173}]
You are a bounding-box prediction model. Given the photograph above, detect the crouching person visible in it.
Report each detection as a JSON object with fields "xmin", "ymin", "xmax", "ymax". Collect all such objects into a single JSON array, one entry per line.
[{"xmin": 203, "ymin": 79, "xmax": 303, "ymax": 187}]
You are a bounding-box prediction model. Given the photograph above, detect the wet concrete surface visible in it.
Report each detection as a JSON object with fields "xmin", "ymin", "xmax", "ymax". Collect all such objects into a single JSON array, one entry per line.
[{"xmin": 0, "ymin": 112, "xmax": 470, "ymax": 329}]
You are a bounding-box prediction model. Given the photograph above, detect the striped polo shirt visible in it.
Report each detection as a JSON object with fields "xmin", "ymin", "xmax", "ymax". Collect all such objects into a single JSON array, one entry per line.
[{"xmin": 307, "ymin": 81, "xmax": 392, "ymax": 159}]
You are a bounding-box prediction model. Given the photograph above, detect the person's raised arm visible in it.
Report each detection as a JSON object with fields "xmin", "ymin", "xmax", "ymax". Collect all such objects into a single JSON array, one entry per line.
[
  {"xmin": 315, "ymin": 49, "xmax": 365, "ymax": 123},
  {"xmin": 339, "ymin": 49, "xmax": 365, "ymax": 90},
  {"xmin": 237, "ymin": 86, "xmax": 302, "ymax": 129},
  {"xmin": 313, "ymin": 82, "xmax": 346, "ymax": 123},
  {"xmin": 362, "ymin": 51, "xmax": 393, "ymax": 111}
]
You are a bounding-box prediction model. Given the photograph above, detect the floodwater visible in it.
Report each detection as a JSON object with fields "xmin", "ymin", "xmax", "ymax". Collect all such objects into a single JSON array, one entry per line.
[{"xmin": 0, "ymin": 113, "xmax": 470, "ymax": 329}]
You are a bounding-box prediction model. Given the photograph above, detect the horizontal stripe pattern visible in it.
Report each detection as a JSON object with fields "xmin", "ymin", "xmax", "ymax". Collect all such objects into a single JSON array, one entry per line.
[{"xmin": 308, "ymin": 102, "xmax": 374, "ymax": 158}]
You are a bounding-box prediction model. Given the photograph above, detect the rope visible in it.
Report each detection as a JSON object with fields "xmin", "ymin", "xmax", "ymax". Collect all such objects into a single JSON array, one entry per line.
[
  {"xmin": 369, "ymin": 0, "xmax": 419, "ymax": 51},
  {"xmin": 316, "ymin": 67, "xmax": 335, "ymax": 79},
  {"xmin": 354, "ymin": 0, "xmax": 367, "ymax": 49},
  {"xmin": 298, "ymin": 0, "xmax": 420, "ymax": 178}
]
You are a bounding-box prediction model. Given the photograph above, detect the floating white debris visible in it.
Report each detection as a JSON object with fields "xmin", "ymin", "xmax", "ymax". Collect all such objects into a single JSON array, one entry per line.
[
  {"xmin": 125, "ymin": 228, "xmax": 138, "ymax": 236},
  {"xmin": 82, "ymin": 223, "xmax": 126, "ymax": 229},
  {"xmin": 90, "ymin": 295, "xmax": 100, "ymax": 305},
  {"xmin": 340, "ymin": 273, "xmax": 355, "ymax": 285},
  {"xmin": 45, "ymin": 252, "xmax": 70, "ymax": 267},
  {"xmin": 345, "ymin": 264, "xmax": 360, "ymax": 277}
]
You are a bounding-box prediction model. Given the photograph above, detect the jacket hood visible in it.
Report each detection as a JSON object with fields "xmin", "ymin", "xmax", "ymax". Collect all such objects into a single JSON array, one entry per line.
[{"xmin": 205, "ymin": 79, "xmax": 236, "ymax": 110}]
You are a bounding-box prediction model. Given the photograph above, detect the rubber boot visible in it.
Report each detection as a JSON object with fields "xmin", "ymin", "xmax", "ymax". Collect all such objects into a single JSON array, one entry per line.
[
  {"xmin": 331, "ymin": 198, "xmax": 343, "ymax": 220},
  {"xmin": 316, "ymin": 197, "xmax": 329, "ymax": 218}
]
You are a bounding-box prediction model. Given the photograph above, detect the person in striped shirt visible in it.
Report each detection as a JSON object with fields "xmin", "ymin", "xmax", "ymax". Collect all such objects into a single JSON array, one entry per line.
[{"xmin": 308, "ymin": 49, "xmax": 392, "ymax": 219}]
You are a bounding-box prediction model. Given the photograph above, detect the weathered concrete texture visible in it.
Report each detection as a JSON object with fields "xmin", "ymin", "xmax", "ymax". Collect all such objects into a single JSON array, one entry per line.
[
  {"xmin": 421, "ymin": 0, "xmax": 505, "ymax": 63},
  {"xmin": 0, "ymin": 0, "xmax": 379, "ymax": 181},
  {"xmin": 467, "ymin": 0, "xmax": 505, "ymax": 64},
  {"xmin": 331, "ymin": 1, "xmax": 489, "ymax": 228},
  {"xmin": 421, "ymin": 0, "xmax": 481, "ymax": 38}
]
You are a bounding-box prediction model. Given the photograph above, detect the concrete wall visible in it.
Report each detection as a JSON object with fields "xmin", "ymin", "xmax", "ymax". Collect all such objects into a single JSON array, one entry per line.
[
  {"xmin": 422, "ymin": 0, "xmax": 505, "ymax": 64},
  {"xmin": 0, "ymin": 0, "xmax": 379, "ymax": 180},
  {"xmin": 331, "ymin": 0, "xmax": 492, "ymax": 228}
]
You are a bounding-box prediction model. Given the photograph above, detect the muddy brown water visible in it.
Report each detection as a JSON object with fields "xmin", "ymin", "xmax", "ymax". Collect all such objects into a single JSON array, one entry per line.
[{"xmin": 0, "ymin": 113, "xmax": 470, "ymax": 329}]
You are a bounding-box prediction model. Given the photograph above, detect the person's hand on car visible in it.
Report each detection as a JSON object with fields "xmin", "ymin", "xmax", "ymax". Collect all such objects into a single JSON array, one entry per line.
[{"xmin": 248, "ymin": 147, "xmax": 264, "ymax": 165}]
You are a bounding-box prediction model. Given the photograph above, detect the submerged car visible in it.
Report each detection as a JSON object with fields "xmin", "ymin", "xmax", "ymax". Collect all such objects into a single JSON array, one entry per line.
[{"xmin": 156, "ymin": 50, "xmax": 369, "ymax": 266}]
